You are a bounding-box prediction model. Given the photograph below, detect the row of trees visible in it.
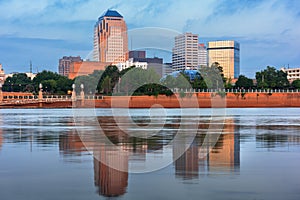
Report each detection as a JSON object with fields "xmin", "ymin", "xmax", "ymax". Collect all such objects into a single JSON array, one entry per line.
[
  {"xmin": 235, "ymin": 66, "xmax": 290, "ymax": 89},
  {"xmin": 235, "ymin": 66, "xmax": 294, "ymax": 89},
  {"xmin": 3, "ymin": 71, "xmax": 73, "ymax": 94},
  {"xmin": 2, "ymin": 64, "xmax": 299, "ymax": 95}
]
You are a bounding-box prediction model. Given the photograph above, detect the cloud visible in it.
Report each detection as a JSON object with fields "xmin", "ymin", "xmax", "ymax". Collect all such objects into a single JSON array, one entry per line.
[{"xmin": 0, "ymin": 0, "xmax": 299, "ymax": 77}]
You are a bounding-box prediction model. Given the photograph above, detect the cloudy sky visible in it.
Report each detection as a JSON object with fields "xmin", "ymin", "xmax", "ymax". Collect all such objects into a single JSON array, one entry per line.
[{"xmin": 0, "ymin": 0, "xmax": 299, "ymax": 77}]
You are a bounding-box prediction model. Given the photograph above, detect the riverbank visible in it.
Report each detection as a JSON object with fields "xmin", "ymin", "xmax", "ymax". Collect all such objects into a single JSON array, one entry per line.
[{"xmin": 1, "ymin": 92, "xmax": 300, "ymax": 109}]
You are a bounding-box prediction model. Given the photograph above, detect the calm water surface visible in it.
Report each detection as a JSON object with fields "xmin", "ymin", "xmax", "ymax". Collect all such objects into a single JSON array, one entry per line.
[{"xmin": 0, "ymin": 108, "xmax": 299, "ymax": 200}]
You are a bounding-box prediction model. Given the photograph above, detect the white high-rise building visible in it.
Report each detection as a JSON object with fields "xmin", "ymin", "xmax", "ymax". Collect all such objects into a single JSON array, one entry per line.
[
  {"xmin": 172, "ymin": 33, "xmax": 199, "ymax": 71},
  {"xmin": 198, "ymin": 43, "xmax": 208, "ymax": 67}
]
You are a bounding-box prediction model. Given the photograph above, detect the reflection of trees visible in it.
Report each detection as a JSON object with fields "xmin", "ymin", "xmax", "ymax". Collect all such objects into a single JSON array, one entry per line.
[{"xmin": 256, "ymin": 134, "xmax": 288, "ymax": 149}]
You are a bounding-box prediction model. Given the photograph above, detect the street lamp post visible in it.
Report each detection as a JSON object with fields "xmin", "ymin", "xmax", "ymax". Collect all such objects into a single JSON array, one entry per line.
[
  {"xmin": 80, "ymin": 84, "xmax": 85, "ymax": 106},
  {"xmin": 71, "ymin": 84, "xmax": 76, "ymax": 101},
  {"xmin": 38, "ymin": 83, "xmax": 43, "ymax": 100}
]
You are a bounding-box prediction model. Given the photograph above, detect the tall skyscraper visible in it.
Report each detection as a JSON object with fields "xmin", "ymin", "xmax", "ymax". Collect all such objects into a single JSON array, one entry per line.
[
  {"xmin": 58, "ymin": 56, "xmax": 82, "ymax": 77},
  {"xmin": 93, "ymin": 10, "xmax": 128, "ymax": 64},
  {"xmin": 207, "ymin": 40, "xmax": 240, "ymax": 79},
  {"xmin": 198, "ymin": 43, "xmax": 208, "ymax": 67},
  {"xmin": 172, "ymin": 33, "xmax": 199, "ymax": 71}
]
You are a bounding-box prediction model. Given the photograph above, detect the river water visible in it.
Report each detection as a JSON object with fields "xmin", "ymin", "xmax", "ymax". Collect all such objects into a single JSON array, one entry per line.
[{"xmin": 0, "ymin": 108, "xmax": 299, "ymax": 200}]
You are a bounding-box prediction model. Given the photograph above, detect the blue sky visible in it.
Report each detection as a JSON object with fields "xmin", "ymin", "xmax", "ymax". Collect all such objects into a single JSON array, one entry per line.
[{"xmin": 0, "ymin": 0, "xmax": 299, "ymax": 77}]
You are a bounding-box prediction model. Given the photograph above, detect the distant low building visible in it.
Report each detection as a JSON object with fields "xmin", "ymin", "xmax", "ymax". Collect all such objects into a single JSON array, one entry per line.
[
  {"xmin": 128, "ymin": 50, "xmax": 163, "ymax": 77},
  {"xmin": 163, "ymin": 63, "xmax": 173, "ymax": 77},
  {"xmin": 281, "ymin": 67, "xmax": 300, "ymax": 82},
  {"xmin": 68, "ymin": 61, "xmax": 110, "ymax": 79},
  {"xmin": 5, "ymin": 72, "xmax": 37, "ymax": 80},
  {"xmin": 116, "ymin": 58, "xmax": 147, "ymax": 71},
  {"xmin": 58, "ymin": 56, "xmax": 83, "ymax": 77}
]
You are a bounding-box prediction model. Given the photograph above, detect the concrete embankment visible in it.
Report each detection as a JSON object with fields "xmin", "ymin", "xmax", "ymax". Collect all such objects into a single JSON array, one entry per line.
[{"xmin": 1, "ymin": 92, "xmax": 300, "ymax": 109}]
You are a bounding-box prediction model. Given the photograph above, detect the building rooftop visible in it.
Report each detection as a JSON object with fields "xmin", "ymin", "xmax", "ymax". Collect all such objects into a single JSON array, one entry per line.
[{"xmin": 99, "ymin": 9, "xmax": 123, "ymax": 20}]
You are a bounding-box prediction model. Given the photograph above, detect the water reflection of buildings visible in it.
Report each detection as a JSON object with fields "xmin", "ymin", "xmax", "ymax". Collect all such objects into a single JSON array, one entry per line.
[
  {"xmin": 173, "ymin": 118, "xmax": 240, "ymax": 180},
  {"xmin": 0, "ymin": 129, "xmax": 2, "ymax": 151},
  {"xmin": 174, "ymin": 138, "xmax": 200, "ymax": 179},
  {"xmin": 94, "ymin": 149, "xmax": 128, "ymax": 197},
  {"xmin": 59, "ymin": 129, "xmax": 129, "ymax": 198},
  {"xmin": 59, "ymin": 131, "xmax": 87, "ymax": 156}
]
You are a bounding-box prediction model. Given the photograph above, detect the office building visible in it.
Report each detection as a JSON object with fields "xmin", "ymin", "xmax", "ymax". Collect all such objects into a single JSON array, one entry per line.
[
  {"xmin": 163, "ymin": 63, "xmax": 173, "ymax": 77},
  {"xmin": 198, "ymin": 43, "xmax": 208, "ymax": 67},
  {"xmin": 58, "ymin": 56, "xmax": 82, "ymax": 77},
  {"xmin": 172, "ymin": 33, "xmax": 199, "ymax": 71},
  {"xmin": 93, "ymin": 10, "xmax": 128, "ymax": 64},
  {"xmin": 207, "ymin": 40, "xmax": 240, "ymax": 79},
  {"xmin": 129, "ymin": 50, "xmax": 163, "ymax": 77},
  {"xmin": 68, "ymin": 61, "xmax": 110, "ymax": 79},
  {"xmin": 129, "ymin": 51, "xmax": 145, "ymax": 59},
  {"xmin": 281, "ymin": 67, "xmax": 300, "ymax": 83},
  {"xmin": 116, "ymin": 58, "xmax": 147, "ymax": 71}
]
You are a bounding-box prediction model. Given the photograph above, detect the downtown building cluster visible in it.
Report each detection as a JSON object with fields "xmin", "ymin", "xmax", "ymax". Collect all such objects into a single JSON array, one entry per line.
[
  {"xmin": 1, "ymin": 9, "xmax": 300, "ymax": 85},
  {"xmin": 57, "ymin": 9, "xmax": 241, "ymax": 81}
]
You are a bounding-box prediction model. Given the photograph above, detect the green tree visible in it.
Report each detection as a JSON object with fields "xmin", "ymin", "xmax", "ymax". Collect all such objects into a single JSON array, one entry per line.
[
  {"xmin": 97, "ymin": 65, "xmax": 120, "ymax": 94},
  {"xmin": 199, "ymin": 64, "xmax": 225, "ymax": 89},
  {"xmin": 119, "ymin": 68, "xmax": 160, "ymax": 95},
  {"xmin": 192, "ymin": 76, "xmax": 207, "ymax": 89},
  {"xmin": 3, "ymin": 73, "xmax": 32, "ymax": 92},
  {"xmin": 33, "ymin": 70, "xmax": 73, "ymax": 94},
  {"xmin": 291, "ymin": 80, "xmax": 300, "ymax": 89},
  {"xmin": 101, "ymin": 76, "xmax": 112, "ymax": 95},
  {"xmin": 256, "ymin": 66, "xmax": 289, "ymax": 89},
  {"xmin": 41, "ymin": 79, "xmax": 57, "ymax": 94},
  {"xmin": 235, "ymin": 75, "xmax": 254, "ymax": 89}
]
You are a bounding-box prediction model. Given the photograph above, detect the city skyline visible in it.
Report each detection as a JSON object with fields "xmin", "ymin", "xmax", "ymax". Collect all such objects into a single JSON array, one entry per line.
[{"xmin": 0, "ymin": 0, "xmax": 299, "ymax": 78}]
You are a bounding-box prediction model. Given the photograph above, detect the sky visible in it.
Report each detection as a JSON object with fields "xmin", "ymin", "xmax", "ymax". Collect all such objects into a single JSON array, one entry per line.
[{"xmin": 0, "ymin": 0, "xmax": 299, "ymax": 78}]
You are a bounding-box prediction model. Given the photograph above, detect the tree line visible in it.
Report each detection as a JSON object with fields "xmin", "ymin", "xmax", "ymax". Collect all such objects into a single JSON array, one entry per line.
[{"xmin": 2, "ymin": 64, "xmax": 300, "ymax": 95}]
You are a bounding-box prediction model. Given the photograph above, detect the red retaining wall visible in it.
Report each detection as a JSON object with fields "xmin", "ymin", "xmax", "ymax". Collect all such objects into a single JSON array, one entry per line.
[{"xmin": 2, "ymin": 93, "xmax": 300, "ymax": 108}]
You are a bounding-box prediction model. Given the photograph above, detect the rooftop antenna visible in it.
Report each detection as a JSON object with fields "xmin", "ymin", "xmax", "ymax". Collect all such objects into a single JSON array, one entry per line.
[{"xmin": 30, "ymin": 60, "xmax": 32, "ymax": 73}]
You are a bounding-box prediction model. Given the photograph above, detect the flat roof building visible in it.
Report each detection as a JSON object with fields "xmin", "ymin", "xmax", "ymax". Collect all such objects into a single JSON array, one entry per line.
[
  {"xmin": 68, "ymin": 61, "xmax": 110, "ymax": 79},
  {"xmin": 198, "ymin": 43, "xmax": 208, "ymax": 67},
  {"xmin": 172, "ymin": 33, "xmax": 199, "ymax": 71},
  {"xmin": 208, "ymin": 40, "xmax": 240, "ymax": 79},
  {"xmin": 58, "ymin": 56, "xmax": 82, "ymax": 77},
  {"xmin": 281, "ymin": 67, "xmax": 300, "ymax": 83},
  {"xmin": 129, "ymin": 50, "xmax": 163, "ymax": 77}
]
